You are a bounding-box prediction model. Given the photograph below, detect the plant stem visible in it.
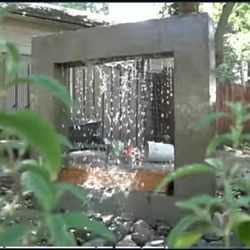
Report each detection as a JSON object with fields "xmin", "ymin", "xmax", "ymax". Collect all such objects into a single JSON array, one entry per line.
[{"xmin": 224, "ymin": 229, "xmax": 231, "ymax": 248}]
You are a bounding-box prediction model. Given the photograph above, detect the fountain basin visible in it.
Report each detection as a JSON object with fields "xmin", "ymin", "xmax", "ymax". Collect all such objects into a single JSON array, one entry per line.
[{"xmin": 58, "ymin": 166, "xmax": 170, "ymax": 193}]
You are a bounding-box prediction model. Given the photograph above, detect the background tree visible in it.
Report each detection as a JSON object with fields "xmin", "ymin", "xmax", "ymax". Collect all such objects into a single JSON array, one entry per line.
[
  {"xmin": 52, "ymin": 2, "xmax": 109, "ymax": 15},
  {"xmin": 159, "ymin": 2, "xmax": 235, "ymax": 66},
  {"xmin": 159, "ymin": 2, "xmax": 250, "ymax": 84},
  {"xmin": 215, "ymin": 3, "xmax": 236, "ymax": 67}
]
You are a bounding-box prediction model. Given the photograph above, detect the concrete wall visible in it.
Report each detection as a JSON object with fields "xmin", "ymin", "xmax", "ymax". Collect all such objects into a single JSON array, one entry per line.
[{"xmin": 32, "ymin": 13, "xmax": 216, "ymax": 223}]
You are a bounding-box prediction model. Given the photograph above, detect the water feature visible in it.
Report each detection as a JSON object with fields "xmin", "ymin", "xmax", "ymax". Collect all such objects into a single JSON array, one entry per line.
[{"xmin": 60, "ymin": 55, "xmax": 175, "ymax": 200}]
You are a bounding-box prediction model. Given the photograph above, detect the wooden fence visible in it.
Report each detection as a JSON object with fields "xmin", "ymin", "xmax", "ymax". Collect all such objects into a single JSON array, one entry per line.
[
  {"xmin": 0, "ymin": 56, "xmax": 31, "ymax": 112},
  {"xmin": 62, "ymin": 58, "xmax": 175, "ymax": 148},
  {"xmin": 216, "ymin": 83, "xmax": 250, "ymax": 134}
]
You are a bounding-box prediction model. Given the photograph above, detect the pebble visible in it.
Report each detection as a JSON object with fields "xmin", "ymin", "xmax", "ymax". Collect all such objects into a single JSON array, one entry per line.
[
  {"xmin": 203, "ymin": 233, "xmax": 222, "ymax": 242},
  {"xmin": 10, "ymin": 201, "xmax": 245, "ymax": 248},
  {"xmin": 145, "ymin": 239, "xmax": 165, "ymax": 247},
  {"xmin": 112, "ymin": 221, "xmax": 132, "ymax": 238},
  {"xmin": 116, "ymin": 235, "xmax": 138, "ymax": 247},
  {"xmin": 156, "ymin": 222, "xmax": 171, "ymax": 236},
  {"xmin": 102, "ymin": 214, "xmax": 114, "ymax": 226},
  {"xmin": 132, "ymin": 220, "xmax": 151, "ymax": 236},
  {"xmin": 132, "ymin": 232, "xmax": 150, "ymax": 246},
  {"xmin": 132, "ymin": 220, "xmax": 152, "ymax": 246},
  {"xmin": 121, "ymin": 212, "xmax": 135, "ymax": 222}
]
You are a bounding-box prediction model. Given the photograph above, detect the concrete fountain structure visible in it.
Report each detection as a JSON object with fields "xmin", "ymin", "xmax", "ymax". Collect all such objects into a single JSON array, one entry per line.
[{"xmin": 32, "ymin": 13, "xmax": 216, "ymax": 224}]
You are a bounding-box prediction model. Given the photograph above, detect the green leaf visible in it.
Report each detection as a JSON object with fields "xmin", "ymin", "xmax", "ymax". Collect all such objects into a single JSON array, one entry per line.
[
  {"xmin": 155, "ymin": 164, "xmax": 216, "ymax": 193},
  {"xmin": 0, "ymin": 225, "xmax": 31, "ymax": 246},
  {"xmin": 167, "ymin": 216, "xmax": 201, "ymax": 248},
  {"xmin": 5, "ymin": 42, "xmax": 20, "ymax": 76},
  {"xmin": 14, "ymin": 209, "xmax": 41, "ymax": 222},
  {"xmin": 174, "ymin": 230, "xmax": 203, "ymax": 248},
  {"xmin": 243, "ymin": 103, "xmax": 250, "ymax": 110},
  {"xmin": 235, "ymin": 221, "xmax": 250, "ymax": 246},
  {"xmin": 230, "ymin": 126, "xmax": 242, "ymax": 148},
  {"xmin": 48, "ymin": 215, "xmax": 76, "ymax": 246},
  {"xmin": 58, "ymin": 133, "xmax": 73, "ymax": 148},
  {"xmin": 241, "ymin": 114, "xmax": 250, "ymax": 123},
  {"xmin": 57, "ymin": 212, "xmax": 116, "ymax": 242},
  {"xmin": 55, "ymin": 183, "xmax": 90, "ymax": 207},
  {"xmin": 232, "ymin": 212, "xmax": 250, "ymax": 246},
  {"xmin": 196, "ymin": 112, "xmax": 230, "ymax": 130},
  {"xmin": 239, "ymin": 179, "xmax": 250, "ymax": 195},
  {"xmin": 235, "ymin": 196, "xmax": 250, "ymax": 209},
  {"xmin": 241, "ymin": 133, "xmax": 250, "ymax": 142},
  {"xmin": 206, "ymin": 134, "xmax": 231, "ymax": 156},
  {"xmin": 0, "ymin": 111, "xmax": 61, "ymax": 179},
  {"xmin": 21, "ymin": 171, "xmax": 55, "ymax": 212},
  {"xmin": 224, "ymin": 182, "xmax": 234, "ymax": 206},
  {"xmin": 176, "ymin": 195, "xmax": 222, "ymax": 212},
  {"xmin": 17, "ymin": 160, "xmax": 50, "ymax": 181},
  {"xmin": 227, "ymin": 102, "xmax": 243, "ymax": 115},
  {"xmin": 9, "ymin": 75, "xmax": 73, "ymax": 107},
  {"xmin": 204, "ymin": 158, "xmax": 224, "ymax": 170}
]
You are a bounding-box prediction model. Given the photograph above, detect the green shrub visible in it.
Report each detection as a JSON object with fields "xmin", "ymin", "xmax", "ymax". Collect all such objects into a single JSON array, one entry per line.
[
  {"xmin": 0, "ymin": 5, "xmax": 115, "ymax": 246},
  {"xmin": 156, "ymin": 101, "xmax": 250, "ymax": 248}
]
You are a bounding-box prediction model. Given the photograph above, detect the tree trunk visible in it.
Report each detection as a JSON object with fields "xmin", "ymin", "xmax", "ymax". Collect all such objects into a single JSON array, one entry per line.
[{"xmin": 215, "ymin": 3, "xmax": 236, "ymax": 67}]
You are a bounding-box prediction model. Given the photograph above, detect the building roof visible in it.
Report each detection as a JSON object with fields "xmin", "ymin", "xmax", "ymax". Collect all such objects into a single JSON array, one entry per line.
[{"xmin": 0, "ymin": 2, "xmax": 109, "ymax": 27}]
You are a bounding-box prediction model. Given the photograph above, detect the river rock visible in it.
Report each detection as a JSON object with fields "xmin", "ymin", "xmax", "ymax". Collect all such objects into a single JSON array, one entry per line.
[
  {"xmin": 109, "ymin": 224, "xmax": 123, "ymax": 241},
  {"xmin": 94, "ymin": 212, "xmax": 103, "ymax": 221},
  {"xmin": 121, "ymin": 212, "xmax": 135, "ymax": 222},
  {"xmin": 206, "ymin": 240, "xmax": 224, "ymax": 247},
  {"xmin": 132, "ymin": 232, "xmax": 149, "ymax": 246},
  {"xmin": 156, "ymin": 222, "xmax": 171, "ymax": 236},
  {"xmin": 113, "ymin": 216, "xmax": 125, "ymax": 224},
  {"xmin": 131, "ymin": 220, "xmax": 151, "ymax": 246},
  {"xmin": 230, "ymin": 233, "xmax": 244, "ymax": 247},
  {"xmin": 113, "ymin": 221, "xmax": 132, "ymax": 237},
  {"xmin": 203, "ymin": 233, "xmax": 222, "ymax": 242},
  {"xmin": 116, "ymin": 235, "xmax": 138, "ymax": 247},
  {"xmin": 195, "ymin": 238, "xmax": 224, "ymax": 248},
  {"xmin": 149, "ymin": 229, "xmax": 160, "ymax": 241},
  {"xmin": 102, "ymin": 214, "xmax": 114, "ymax": 226},
  {"xmin": 132, "ymin": 220, "xmax": 151, "ymax": 235},
  {"xmin": 195, "ymin": 239, "xmax": 208, "ymax": 248},
  {"xmin": 74, "ymin": 230, "xmax": 92, "ymax": 244},
  {"xmin": 145, "ymin": 239, "xmax": 165, "ymax": 247}
]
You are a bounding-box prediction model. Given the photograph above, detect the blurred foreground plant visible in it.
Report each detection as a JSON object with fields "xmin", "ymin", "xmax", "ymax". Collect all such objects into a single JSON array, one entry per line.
[
  {"xmin": 156, "ymin": 102, "xmax": 250, "ymax": 248},
  {"xmin": 0, "ymin": 5, "xmax": 115, "ymax": 246}
]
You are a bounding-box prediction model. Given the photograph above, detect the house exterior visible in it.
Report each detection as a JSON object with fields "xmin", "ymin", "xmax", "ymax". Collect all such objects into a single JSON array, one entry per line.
[
  {"xmin": 0, "ymin": 3, "xmax": 108, "ymax": 111},
  {"xmin": 1, "ymin": 3, "xmax": 108, "ymax": 56}
]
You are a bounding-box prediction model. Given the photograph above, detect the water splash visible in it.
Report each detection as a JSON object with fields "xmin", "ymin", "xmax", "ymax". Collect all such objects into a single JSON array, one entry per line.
[{"xmin": 62, "ymin": 56, "xmax": 175, "ymax": 199}]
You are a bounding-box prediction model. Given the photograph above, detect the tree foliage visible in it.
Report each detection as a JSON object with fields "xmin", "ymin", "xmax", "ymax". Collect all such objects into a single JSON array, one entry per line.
[
  {"xmin": 159, "ymin": 2, "xmax": 199, "ymax": 17},
  {"xmin": 159, "ymin": 2, "xmax": 250, "ymax": 84},
  {"xmin": 215, "ymin": 3, "xmax": 250, "ymax": 84},
  {"xmin": 52, "ymin": 2, "xmax": 109, "ymax": 15},
  {"xmin": 214, "ymin": 3, "xmax": 236, "ymax": 67}
]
